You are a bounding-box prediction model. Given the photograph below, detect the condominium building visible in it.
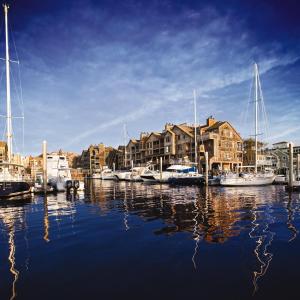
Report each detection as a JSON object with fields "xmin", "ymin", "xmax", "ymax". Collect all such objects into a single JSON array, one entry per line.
[
  {"xmin": 75, "ymin": 143, "xmax": 118, "ymax": 174},
  {"xmin": 120, "ymin": 117, "xmax": 243, "ymax": 171}
]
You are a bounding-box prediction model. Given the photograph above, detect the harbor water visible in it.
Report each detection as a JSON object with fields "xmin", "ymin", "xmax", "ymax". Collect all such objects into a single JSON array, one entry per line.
[{"xmin": 1, "ymin": 181, "xmax": 300, "ymax": 299}]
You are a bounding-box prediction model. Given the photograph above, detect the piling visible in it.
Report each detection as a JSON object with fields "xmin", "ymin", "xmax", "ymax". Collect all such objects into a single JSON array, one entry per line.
[
  {"xmin": 289, "ymin": 142, "xmax": 294, "ymax": 188},
  {"xmin": 159, "ymin": 157, "xmax": 162, "ymax": 182},
  {"xmin": 205, "ymin": 152, "xmax": 209, "ymax": 186},
  {"xmin": 297, "ymin": 154, "xmax": 300, "ymax": 179},
  {"xmin": 131, "ymin": 160, "xmax": 133, "ymax": 179},
  {"xmin": 42, "ymin": 140, "xmax": 47, "ymax": 192}
]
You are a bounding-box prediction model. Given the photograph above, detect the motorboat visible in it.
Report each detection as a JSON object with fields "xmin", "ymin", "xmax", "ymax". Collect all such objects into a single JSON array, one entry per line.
[
  {"xmin": 114, "ymin": 170, "xmax": 131, "ymax": 181},
  {"xmin": 124, "ymin": 167, "xmax": 149, "ymax": 182},
  {"xmin": 274, "ymin": 174, "xmax": 286, "ymax": 184},
  {"xmin": 141, "ymin": 165, "xmax": 197, "ymax": 183},
  {"xmin": 47, "ymin": 154, "xmax": 72, "ymax": 192},
  {"xmin": 101, "ymin": 167, "xmax": 116, "ymax": 180}
]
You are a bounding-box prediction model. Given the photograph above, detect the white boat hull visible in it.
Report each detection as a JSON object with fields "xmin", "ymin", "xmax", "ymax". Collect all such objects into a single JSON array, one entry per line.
[{"xmin": 220, "ymin": 175, "xmax": 275, "ymax": 186}]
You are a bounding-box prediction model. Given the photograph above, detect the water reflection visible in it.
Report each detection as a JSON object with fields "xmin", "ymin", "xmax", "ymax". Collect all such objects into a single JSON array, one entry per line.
[
  {"xmin": 0, "ymin": 200, "xmax": 30, "ymax": 300},
  {"xmin": 0, "ymin": 182, "xmax": 299, "ymax": 299}
]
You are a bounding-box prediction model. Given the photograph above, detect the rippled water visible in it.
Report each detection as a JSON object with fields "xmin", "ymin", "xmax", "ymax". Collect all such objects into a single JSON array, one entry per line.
[{"xmin": 0, "ymin": 180, "xmax": 300, "ymax": 299}]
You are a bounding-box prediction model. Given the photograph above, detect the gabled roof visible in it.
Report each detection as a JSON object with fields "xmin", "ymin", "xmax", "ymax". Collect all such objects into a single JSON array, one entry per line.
[
  {"xmin": 173, "ymin": 124, "xmax": 194, "ymax": 137},
  {"xmin": 205, "ymin": 121, "xmax": 242, "ymax": 140},
  {"xmin": 205, "ymin": 121, "xmax": 226, "ymax": 131},
  {"xmin": 144, "ymin": 132, "xmax": 162, "ymax": 142}
]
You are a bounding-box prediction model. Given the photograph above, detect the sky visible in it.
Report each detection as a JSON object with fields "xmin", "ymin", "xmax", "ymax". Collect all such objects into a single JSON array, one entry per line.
[{"xmin": 0, "ymin": 0, "xmax": 299, "ymax": 155}]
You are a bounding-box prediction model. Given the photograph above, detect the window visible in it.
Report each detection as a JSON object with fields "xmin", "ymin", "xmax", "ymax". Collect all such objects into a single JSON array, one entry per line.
[
  {"xmin": 178, "ymin": 135, "xmax": 181, "ymax": 141},
  {"xmin": 165, "ymin": 136, "xmax": 170, "ymax": 143},
  {"xmin": 165, "ymin": 146, "xmax": 169, "ymax": 153}
]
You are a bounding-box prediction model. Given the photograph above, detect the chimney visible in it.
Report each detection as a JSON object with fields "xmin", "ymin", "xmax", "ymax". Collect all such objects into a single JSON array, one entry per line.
[
  {"xmin": 165, "ymin": 123, "xmax": 173, "ymax": 131},
  {"xmin": 206, "ymin": 116, "xmax": 216, "ymax": 127}
]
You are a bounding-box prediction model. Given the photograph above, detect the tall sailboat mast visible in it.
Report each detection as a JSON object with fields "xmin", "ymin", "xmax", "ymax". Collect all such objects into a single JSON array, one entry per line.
[
  {"xmin": 254, "ymin": 63, "xmax": 258, "ymax": 173},
  {"xmin": 123, "ymin": 124, "xmax": 127, "ymax": 168},
  {"xmin": 4, "ymin": 4, "xmax": 12, "ymax": 163},
  {"xmin": 193, "ymin": 90, "xmax": 197, "ymax": 166}
]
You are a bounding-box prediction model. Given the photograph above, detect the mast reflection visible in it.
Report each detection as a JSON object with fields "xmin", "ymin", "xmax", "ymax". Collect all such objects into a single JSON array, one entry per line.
[
  {"xmin": 43, "ymin": 195, "xmax": 50, "ymax": 242},
  {"xmin": 249, "ymin": 196, "xmax": 275, "ymax": 294},
  {"xmin": 286, "ymin": 193, "xmax": 298, "ymax": 242}
]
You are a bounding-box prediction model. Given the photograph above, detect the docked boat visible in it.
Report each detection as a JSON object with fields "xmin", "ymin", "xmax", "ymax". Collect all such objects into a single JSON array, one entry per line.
[
  {"xmin": 92, "ymin": 172, "xmax": 101, "ymax": 179},
  {"xmin": 141, "ymin": 165, "xmax": 198, "ymax": 183},
  {"xmin": 124, "ymin": 166, "xmax": 149, "ymax": 182},
  {"xmin": 274, "ymin": 174, "xmax": 287, "ymax": 184},
  {"xmin": 168, "ymin": 172, "xmax": 204, "ymax": 185},
  {"xmin": 0, "ymin": 5, "xmax": 31, "ymax": 198},
  {"xmin": 220, "ymin": 171, "xmax": 275, "ymax": 186},
  {"xmin": 101, "ymin": 167, "xmax": 116, "ymax": 180},
  {"xmin": 47, "ymin": 154, "xmax": 72, "ymax": 192},
  {"xmin": 114, "ymin": 170, "xmax": 131, "ymax": 181},
  {"xmin": 220, "ymin": 63, "xmax": 275, "ymax": 187}
]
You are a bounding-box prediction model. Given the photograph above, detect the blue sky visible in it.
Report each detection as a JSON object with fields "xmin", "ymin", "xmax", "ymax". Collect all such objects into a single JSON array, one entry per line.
[{"xmin": 0, "ymin": 0, "xmax": 299, "ymax": 155}]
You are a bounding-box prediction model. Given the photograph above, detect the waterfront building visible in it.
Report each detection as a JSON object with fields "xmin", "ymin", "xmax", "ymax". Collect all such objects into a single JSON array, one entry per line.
[
  {"xmin": 76, "ymin": 143, "xmax": 117, "ymax": 174},
  {"xmin": 270, "ymin": 142, "xmax": 300, "ymax": 173},
  {"xmin": 120, "ymin": 117, "xmax": 243, "ymax": 171},
  {"xmin": 0, "ymin": 141, "xmax": 8, "ymax": 164},
  {"xmin": 198, "ymin": 117, "xmax": 243, "ymax": 171},
  {"xmin": 243, "ymin": 138, "xmax": 273, "ymax": 169}
]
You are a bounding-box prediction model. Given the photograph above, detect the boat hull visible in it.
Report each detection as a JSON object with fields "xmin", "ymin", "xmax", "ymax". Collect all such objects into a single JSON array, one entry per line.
[
  {"xmin": 0, "ymin": 181, "xmax": 31, "ymax": 198},
  {"xmin": 168, "ymin": 176, "xmax": 204, "ymax": 185},
  {"xmin": 220, "ymin": 175, "xmax": 275, "ymax": 186}
]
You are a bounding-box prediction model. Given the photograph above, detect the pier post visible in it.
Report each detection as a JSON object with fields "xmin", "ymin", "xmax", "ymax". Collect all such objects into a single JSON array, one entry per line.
[
  {"xmin": 42, "ymin": 140, "xmax": 47, "ymax": 192},
  {"xmin": 289, "ymin": 142, "xmax": 294, "ymax": 188},
  {"xmin": 205, "ymin": 151, "xmax": 209, "ymax": 186},
  {"xmin": 297, "ymin": 154, "xmax": 300, "ymax": 180},
  {"xmin": 159, "ymin": 157, "xmax": 162, "ymax": 182}
]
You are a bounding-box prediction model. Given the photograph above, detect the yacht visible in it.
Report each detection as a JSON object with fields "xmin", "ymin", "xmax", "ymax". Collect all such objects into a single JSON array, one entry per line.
[
  {"xmin": 124, "ymin": 166, "xmax": 149, "ymax": 182},
  {"xmin": 101, "ymin": 167, "xmax": 116, "ymax": 180},
  {"xmin": 0, "ymin": 5, "xmax": 31, "ymax": 198},
  {"xmin": 220, "ymin": 63, "xmax": 275, "ymax": 186},
  {"xmin": 141, "ymin": 165, "xmax": 197, "ymax": 183},
  {"xmin": 114, "ymin": 170, "xmax": 131, "ymax": 181},
  {"xmin": 47, "ymin": 154, "xmax": 72, "ymax": 192},
  {"xmin": 92, "ymin": 171, "xmax": 101, "ymax": 179}
]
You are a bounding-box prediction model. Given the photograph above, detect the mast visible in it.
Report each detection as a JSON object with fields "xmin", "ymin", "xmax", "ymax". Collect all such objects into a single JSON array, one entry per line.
[
  {"xmin": 254, "ymin": 63, "xmax": 258, "ymax": 173},
  {"xmin": 4, "ymin": 4, "xmax": 12, "ymax": 163},
  {"xmin": 193, "ymin": 90, "xmax": 197, "ymax": 167},
  {"xmin": 123, "ymin": 124, "xmax": 127, "ymax": 168}
]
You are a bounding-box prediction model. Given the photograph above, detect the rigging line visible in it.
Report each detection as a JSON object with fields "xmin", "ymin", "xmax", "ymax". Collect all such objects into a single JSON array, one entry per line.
[
  {"xmin": 258, "ymin": 75, "xmax": 270, "ymax": 142},
  {"xmin": 10, "ymin": 69, "xmax": 23, "ymax": 112},
  {"xmin": 242, "ymin": 68, "xmax": 254, "ymax": 130},
  {"xmin": 9, "ymin": 20, "xmax": 19, "ymax": 63},
  {"xmin": 9, "ymin": 15, "xmax": 25, "ymax": 156}
]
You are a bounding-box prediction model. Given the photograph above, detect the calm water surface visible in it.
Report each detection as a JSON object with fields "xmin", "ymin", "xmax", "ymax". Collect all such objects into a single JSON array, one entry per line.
[{"xmin": 0, "ymin": 180, "xmax": 300, "ymax": 299}]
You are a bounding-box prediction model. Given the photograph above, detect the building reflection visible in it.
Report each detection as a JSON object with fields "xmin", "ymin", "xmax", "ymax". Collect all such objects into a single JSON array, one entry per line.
[
  {"xmin": 87, "ymin": 182, "xmax": 300, "ymax": 292},
  {"xmin": 0, "ymin": 181, "xmax": 297, "ymax": 299}
]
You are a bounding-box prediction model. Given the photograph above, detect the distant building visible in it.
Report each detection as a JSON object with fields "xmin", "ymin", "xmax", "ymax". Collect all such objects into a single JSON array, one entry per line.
[
  {"xmin": 76, "ymin": 143, "xmax": 118, "ymax": 174},
  {"xmin": 270, "ymin": 142, "xmax": 300, "ymax": 173}
]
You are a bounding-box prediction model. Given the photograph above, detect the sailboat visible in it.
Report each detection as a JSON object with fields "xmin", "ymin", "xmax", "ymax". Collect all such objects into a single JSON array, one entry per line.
[
  {"xmin": 0, "ymin": 4, "xmax": 31, "ymax": 198},
  {"xmin": 168, "ymin": 90, "xmax": 204, "ymax": 185},
  {"xmin": 220, "ymin": 63, "xmax": 275, "ymax": 186}
]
